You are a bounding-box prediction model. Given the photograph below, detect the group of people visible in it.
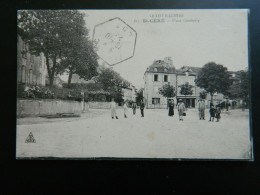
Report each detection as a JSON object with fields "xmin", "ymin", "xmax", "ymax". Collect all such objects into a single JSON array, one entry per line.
[
  {"xmin": 197, "ymin": 99, "xmax": 221, "ymax": 122},
  {"xmin": 165, "ymin": 99, "xmax": 186, "ymax": 121},
  {"xmin": 111, "ymin": 98, "xmax": 223, "ymax": 122},
  {"xmin": 110, "ymin": 98, "xmax": 145, "ymax": 119}
]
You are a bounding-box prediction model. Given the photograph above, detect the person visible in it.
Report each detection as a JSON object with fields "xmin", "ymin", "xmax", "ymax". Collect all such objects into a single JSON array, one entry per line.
[
  {"xmin": 110, "ymin": 98, "xmax": 118, "ymax": 119},
  {"xmin": 215, "ymin": 105, "xmax": 221, "ymax": 122},
  {"xmin": 177, "ymin": 99, "xmax": 185, "ymax": 121},
  {"xmin": 197, "ymin": 99, "xmax": 205, "ymax": 120},
  {"xmin": 123, "ymin": 102, "xmax": 128, "ymax": 118},
  {"xmin": 132, "ymin": 102, "xmax": 137, "ymax": 115},
  {"xmin": 168, "ymin": 99, "xmax": 174, "ymax": 117},
  {"xmin": 226, "ymin": 100, "xmax": 231, "ymax": 111},
  {"xmin": 140, "ymin": 100, "xmax": 145, "ymax": 117},
  {"xmin": 209, "ymin": 104, "xmax": 216, "ymax": 122}
]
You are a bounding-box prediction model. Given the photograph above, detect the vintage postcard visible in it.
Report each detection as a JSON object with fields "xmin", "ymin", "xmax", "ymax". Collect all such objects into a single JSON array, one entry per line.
[{"xmin": 16, "ymin": 9, "xmax": 253, "ymax": 160}]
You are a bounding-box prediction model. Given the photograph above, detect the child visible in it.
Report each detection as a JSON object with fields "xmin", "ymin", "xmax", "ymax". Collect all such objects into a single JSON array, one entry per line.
[
  {"xmin": 209, "ymin": 105, "xmax": 216, "ymax": 122},
  {"xmin": 215, "ymin": 106, "xmax": 221, "ymax": 122},
  {"xmin": 123, "ymin": 102, "xmax": 128, "ymax": 118}
]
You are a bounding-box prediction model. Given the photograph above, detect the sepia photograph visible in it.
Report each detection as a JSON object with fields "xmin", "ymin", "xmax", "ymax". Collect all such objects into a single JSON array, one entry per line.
[{"xmin": 16, "ymin": 9, "xmax": 252, "ymax": 160}]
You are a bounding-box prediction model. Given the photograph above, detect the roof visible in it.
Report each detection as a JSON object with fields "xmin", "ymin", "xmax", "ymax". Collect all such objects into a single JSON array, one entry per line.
[{"xmin": 145, "ymin": 60, "xmax": 176, "ymax": 73}]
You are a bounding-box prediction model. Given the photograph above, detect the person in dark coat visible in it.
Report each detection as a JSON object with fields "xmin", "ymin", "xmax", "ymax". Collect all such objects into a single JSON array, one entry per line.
[
  {"xmin": 132, "ymin": 102, "xmax": 137, "ymax": 115},
  {"xmin": 209, "ymin": 104, "xmax": 216, "ymax": 122},
  {"xmin": 215, "ymin": 105, "xmax": 221, "ymax": 122},
  {"xmin": 140, "ymin": 100, "xmax": 145, "ymax": 117},
  {"xmin": 168, "ymin": 99, "xmax": 174, "ymax": 117}
]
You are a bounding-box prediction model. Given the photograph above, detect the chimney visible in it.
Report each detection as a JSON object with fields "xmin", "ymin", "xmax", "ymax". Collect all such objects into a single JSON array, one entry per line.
[{"xmin": 164, "ymin": 57, "xmax": 173, "ymax": 66}]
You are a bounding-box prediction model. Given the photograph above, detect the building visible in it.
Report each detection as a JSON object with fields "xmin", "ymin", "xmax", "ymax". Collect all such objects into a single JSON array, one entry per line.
[
  {"xmin": 143, "ymin": 57, "xmax": 177, "ymax": 109},
  {"xmin": 122, "ymin": 84, "xmax": 137, "ymax": 102},
  {"xmin": 17, "ymin": 35, "xmax": 46, "ymax": 86},
  {"xmin": 144, "ymin": 57, "xmax": 247, "ymax": 109}
]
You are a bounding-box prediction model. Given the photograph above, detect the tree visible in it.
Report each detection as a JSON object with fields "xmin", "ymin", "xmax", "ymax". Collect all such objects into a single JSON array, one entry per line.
[
  {"xmin": 199, "ymin": 90, "xmax": 208, "ymax": 100},
  {"xmin": 136, "ymin": 88, "xmax": 144, "ymax": 105},
  {"xmin": 18, "ymin": 10, "xmax": 92, "ymax": 86},
  {"xmin": 195, "ymin": 62, "xmax": 232, "ymax": 102},
  {"xmin": 179, "ymin": 82, "xmax": 193, "ymax": 106},
  {"xmin": 159, "ymin": 83, "xmax": 176, "ymax": 100},
  {"xmin": 58, "ymin": 37, "xmax": 99, "ymax": 87},
  {"xmin": 95, "ymin": 67, "xmax": 129, "ymax": 103},
  {"xmin": 227, "ymin": 70, "xmax": 249, "ymax": 109}
]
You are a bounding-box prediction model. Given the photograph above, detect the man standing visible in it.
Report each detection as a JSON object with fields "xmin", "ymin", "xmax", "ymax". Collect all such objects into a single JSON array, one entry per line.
[
  {"xmin": 177, "ymin": 99, "xmax": 185, "ymax": 121},
  {"xmin": 140, "ymin": 100, "xmax": 145, "ymax": 117},
  {"xmin": 132, "ymin": 102, "xmax": 137, "ymax": 115},
  {"xmin": 197, "ymin": 99, "xmax": 205, "ymax": 120}
]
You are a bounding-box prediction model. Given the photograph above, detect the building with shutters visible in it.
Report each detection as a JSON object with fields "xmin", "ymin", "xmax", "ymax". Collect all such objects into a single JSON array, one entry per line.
[{"xmin": 17, "ymin": 35, "xmax": 46, "ymax": 86}]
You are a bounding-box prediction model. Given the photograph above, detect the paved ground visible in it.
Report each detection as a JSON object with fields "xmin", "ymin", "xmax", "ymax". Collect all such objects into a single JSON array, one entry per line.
[{"xmin": 16, "ymin": 108, "xmax": 252, "ymax": 159}]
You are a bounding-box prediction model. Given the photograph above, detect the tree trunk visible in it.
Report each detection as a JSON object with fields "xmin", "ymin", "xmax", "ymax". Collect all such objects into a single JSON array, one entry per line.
[
  {"xmin": 210, "ymin": 92, "xmax": 214, "ymax": 104},
  {"xmin": 45, "ymin": 52, "xmax": 54, "ymax": 86},
  {"xmin": 68, "ymin": 69, "xmax": 73, "ymax": 87},
  {"xmin": 50, "ymin": 55, "xmax": 57, "ymax": 86}
]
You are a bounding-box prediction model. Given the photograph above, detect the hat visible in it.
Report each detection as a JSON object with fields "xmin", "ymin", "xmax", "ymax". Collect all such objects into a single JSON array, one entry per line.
[{"xmin": 179, "ymin": 99, "xmax": 182, "ymax": 102}]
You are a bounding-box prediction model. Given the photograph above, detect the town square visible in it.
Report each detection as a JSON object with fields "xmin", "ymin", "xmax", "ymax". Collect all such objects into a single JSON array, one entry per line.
[{"xmin": 16, "ymin": 10, "xmax": 252, "ymax": 159}]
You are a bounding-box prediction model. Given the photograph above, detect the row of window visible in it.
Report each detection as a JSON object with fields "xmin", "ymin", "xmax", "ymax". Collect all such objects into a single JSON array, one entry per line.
[
  {"xmin": 20, "ymin": 66, "xmax": 44, "ymax": 85},
  {"xmin": 153, "ymin": 74, "xmax": 195, "ymax": 84},
  {"xmin": 153, "ymin": 74, "xmax": 169, "ymax": 82}
]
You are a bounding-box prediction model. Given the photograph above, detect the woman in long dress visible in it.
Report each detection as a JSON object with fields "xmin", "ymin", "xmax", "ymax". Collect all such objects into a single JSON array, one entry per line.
[
  {"xmin": 168, "ymin": 100, "xmax": 174, "ymax": 117},
  {"xmin": 110, "ymin": 98, "xmax": 118, "ymax": 119}
]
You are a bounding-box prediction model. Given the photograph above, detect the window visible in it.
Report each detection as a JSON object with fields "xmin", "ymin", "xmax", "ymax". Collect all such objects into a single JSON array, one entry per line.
[
  {"xmin": 154, "ymin": 68, "xmax": 158, "ymax": 71},
  {"xmin": 154, "ymin": 74, "xmax": 158, "ymax": 81},
  {"xmin": 21, "ymin": 66, "xmax": 26, "ymax": 83},
  {"xmin": 152, "ymin": 98, "xmax": 160, "ymax": 105},
  {"xmin": 164, "ymin": 75, "xmax": 168, "ymax": 82}
]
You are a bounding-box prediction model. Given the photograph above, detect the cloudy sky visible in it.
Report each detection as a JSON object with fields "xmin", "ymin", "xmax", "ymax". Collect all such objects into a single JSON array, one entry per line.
[{"xmin": 78, "ymin": 9, "xmax": 248, "ymax": 89}]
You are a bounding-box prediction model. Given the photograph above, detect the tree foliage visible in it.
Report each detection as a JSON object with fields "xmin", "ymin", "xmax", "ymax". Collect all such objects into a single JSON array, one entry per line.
[
  {"xmin": 179, "ymin": 82, "xmax": 193, "ymax": 96},
  {"xmin": 94, "ymin": 67, "xmax": 130, "ymax": 103},
  {"xmin": 136, "ymin": 88, "xmax": 144, "ymax": 105},
  {"xmin": 227, "ymin": 70, "xmax": 249, "ymax": 101},
  {"xmin": 195, "ymin": 62, "xmax": 232, "ymax": 101},
  {"xmin": 159, "ymin": 83, "xmax": 176, "ymax": 98},
  {"xmin": 199, "ymin": 90, "xmax": 208, "ymax": 99},
  {"xmin": 18, "ymin": 10, "xmax": 98, "ymax": 86}
]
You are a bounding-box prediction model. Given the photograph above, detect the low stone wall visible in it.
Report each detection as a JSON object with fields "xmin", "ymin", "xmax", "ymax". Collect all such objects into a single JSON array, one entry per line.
[
  {"xmin": 85, "ymin": 101, "xmax": 118, "ymax": 109},
  {"xmin": 17, "ymin": 99, "xmax": 83, "ymax": 117}
]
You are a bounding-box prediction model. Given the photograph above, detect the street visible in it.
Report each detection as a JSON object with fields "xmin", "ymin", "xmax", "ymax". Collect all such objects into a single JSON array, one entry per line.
[{"xmin": 16, "ymin": 108, "xmax": 251, "ymax": 159}]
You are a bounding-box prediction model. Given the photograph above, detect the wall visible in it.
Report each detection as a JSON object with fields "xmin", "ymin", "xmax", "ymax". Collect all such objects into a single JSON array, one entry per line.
[
  {"xmin": 86, "ymin": 102, "xmax": 114, "ymax": 109},
  {"xmin": 17, "ymin": 99, "xmax": 121, "ymax": 117},
  {"xmin": 17, "ymin": 99, "xmax": 83, "ymax": 117}
]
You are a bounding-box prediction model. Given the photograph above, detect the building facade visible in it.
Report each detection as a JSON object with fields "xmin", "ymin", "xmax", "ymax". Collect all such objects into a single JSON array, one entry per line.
[
  {"xmin": 144, "ymin": 57, "xmax": 246, "ymax": 109},
  {"xmin": 144, "ymin": 57, "xmax": 207, "ymax": 109},
  {"xmin": 17, "ymin": 35, "xmax": 46, "ymax": 86},
  {"xmin": 122, "ymin": 84, "xmax": 137, "ymax": 102}
]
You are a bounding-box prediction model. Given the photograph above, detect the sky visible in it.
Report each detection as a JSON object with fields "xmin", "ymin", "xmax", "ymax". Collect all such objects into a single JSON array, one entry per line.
[{"xmin": 63, "ymin": 9, "xmax": 249, "ymax": 89}]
